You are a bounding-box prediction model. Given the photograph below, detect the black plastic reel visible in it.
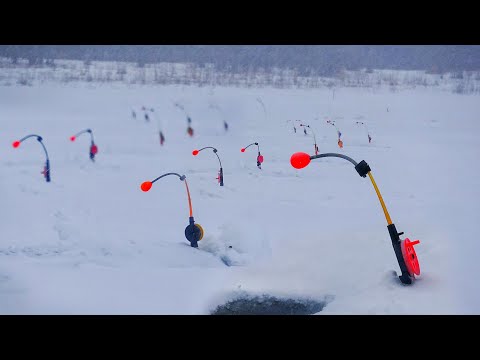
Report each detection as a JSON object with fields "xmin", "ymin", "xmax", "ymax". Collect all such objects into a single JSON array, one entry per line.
[
  {"xmin": 388, "ymin": 224, "xmax": 417, "ymax": 285},
  {"xmin": 185, "ymin": 217, "xmax": 204, "ymax": 248}
]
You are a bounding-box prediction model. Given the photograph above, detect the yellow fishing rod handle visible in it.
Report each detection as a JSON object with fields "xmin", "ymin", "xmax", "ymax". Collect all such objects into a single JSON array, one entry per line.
[{"xmin": 367, "ymin": 172, "xmax": 392, "ymax": 226}]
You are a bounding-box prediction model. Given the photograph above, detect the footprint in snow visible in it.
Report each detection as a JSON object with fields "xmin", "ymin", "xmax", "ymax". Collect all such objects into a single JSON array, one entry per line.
[{"xmin": 199, "ymin": 189, "xmax": 223, "ymax": 199}]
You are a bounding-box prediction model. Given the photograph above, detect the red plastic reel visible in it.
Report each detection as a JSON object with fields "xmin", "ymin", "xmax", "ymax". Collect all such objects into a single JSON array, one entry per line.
[
  {"xmin": 258, "ymin": 155, "xmax": 264, "ymax": 163},
  {"xmin": 400, "ymin": 238, "xmax": 420, "ymax": 276},
  {"xmin": 91, "ymin": 144, "xmax": 98, "ymax": 155}
]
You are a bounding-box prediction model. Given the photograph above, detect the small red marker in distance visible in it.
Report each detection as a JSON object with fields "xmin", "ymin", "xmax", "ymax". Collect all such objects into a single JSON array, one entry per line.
[
  {"xmin": 70, "ymin": 136, "xmax": 76, "ymax": 142},
  {"xmin": 290, "ymin": 152, "xmax": 311, "ymax": 169},
  {"xmin": 12, "ymin": 140, "xmax": 21, "ymax": 148},
  {"xmin": 141, "ymin": 181, "xmax": 152, "ymax": 192},
  {"xmin": 240, "ymin": 148, "xmax": 245, "ymax": 153},
  {"xmin": 192, "ymin": 150, "xmax": 199, "ymax": 156}
]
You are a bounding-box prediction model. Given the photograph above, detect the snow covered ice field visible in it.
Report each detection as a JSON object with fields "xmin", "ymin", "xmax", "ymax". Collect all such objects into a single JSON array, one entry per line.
[{"xmin": 1, "ymin": 82, "xmax": 479, "ymax": 314}]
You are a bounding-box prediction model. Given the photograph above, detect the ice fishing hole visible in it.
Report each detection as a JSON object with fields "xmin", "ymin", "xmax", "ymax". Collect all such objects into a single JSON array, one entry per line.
[{"xmin": 210, "ymin": 293, "xmax": 330, "ymax": 315}]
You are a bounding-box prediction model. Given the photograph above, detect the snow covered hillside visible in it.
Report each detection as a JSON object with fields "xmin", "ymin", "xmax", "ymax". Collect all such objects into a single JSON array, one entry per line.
[{"xmin": 1, "ymin": 81, "xmax": 479, "ymax": 314}]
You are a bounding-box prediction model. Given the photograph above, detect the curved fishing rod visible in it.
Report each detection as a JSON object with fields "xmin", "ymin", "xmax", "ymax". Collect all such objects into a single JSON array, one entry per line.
[
  {"xmin": 286, "ymin": 120, "xmax": 302, "ymax": 133},
  {"xmin": 256, "ymin": 97, "xmax": 267, "ymax": 121},
  {"xmin": 70, "ymin": 129, "xmax": 98, "ymax": 161},
  {"xmin": 326, "ymin": 120, "xmax": 343, "ymax": 148},
  {"xmin": 149, "ymin": 106, "xmax": 166, "ymax": 146},
  {"xmin": 141, "ymin": 106, "xmax": 154, "ymax": 122},
  {"xmin": 159, "ymin": 130, "xmax": 166, "ymax": 146},
  {"xmin": 140, "ymin": 172, "xmax": 204, "ymax": 248},
  {"xmin": 300, "ymin": 121, "xmax": 308, "ymax": 136},
  {"xmin": 299, "ymin": 124, "xmax": 319, "ymax": 155},
  {"xmin": 173, "ymin": 101, "xmax": 191, "ymax": 123},
  {"xmin": 173, "ymin": 101, "xmax": 194, "ymax": 136},
  {"xmin": 355, "ymin": 121, "xmax": 372, "ymax": 143},
  {"xmin": 12, "ymin": 134, "xmax": 51, "ymax": 182},
  {"xmin": 290, "ymin": 151, "xmax": 421, "ymax": 285},
  {"xmin": 326, "ymin": 119, "xmax": 340, "ymax": 135},
  {"xmin": 192, "ymin": 146, "xmax": 224, "ymax": 186},
  {"xmin": 241, "ymin": 142, "xmax": 264, "ymax": 169},
  {"xmin": 209, "ymin": 103, "xmax": 229, "ymax": 132},
  {"xmin": 133, "ymin": 106, "xmax": 164, "ymax": 143}
]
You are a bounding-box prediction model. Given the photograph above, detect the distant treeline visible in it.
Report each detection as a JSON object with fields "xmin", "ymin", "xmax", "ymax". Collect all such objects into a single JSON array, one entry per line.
[{"xmin": 1, "ymin": 45, "xmax": 479, "ymax": 75}]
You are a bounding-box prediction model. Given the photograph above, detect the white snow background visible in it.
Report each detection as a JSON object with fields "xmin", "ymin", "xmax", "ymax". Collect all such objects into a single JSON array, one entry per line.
[{"xmin": 1, "ymin": 81, "xmax": 479, "ymax": 314}]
